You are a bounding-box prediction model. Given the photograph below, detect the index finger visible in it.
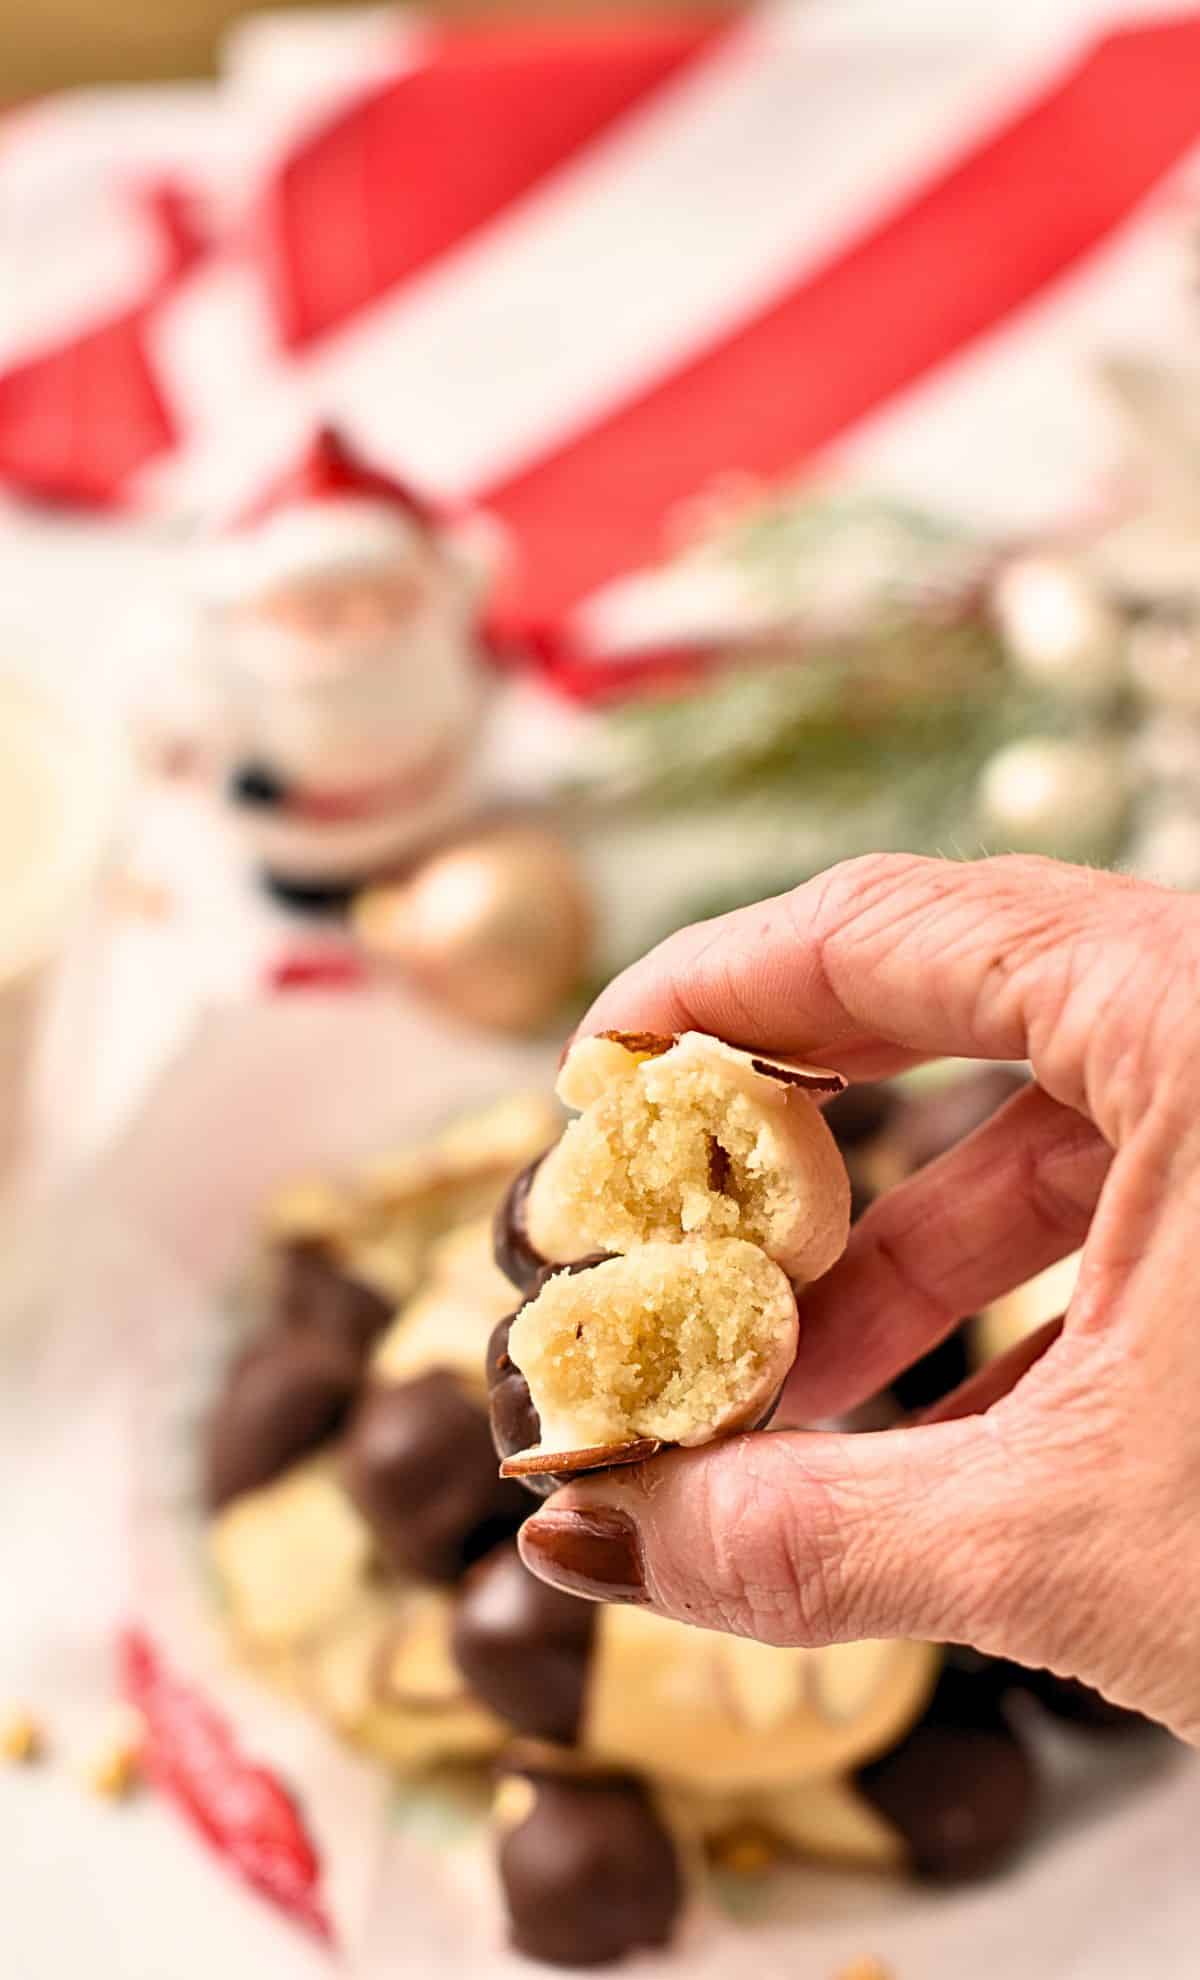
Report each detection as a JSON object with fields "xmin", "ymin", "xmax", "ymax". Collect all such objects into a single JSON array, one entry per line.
[{"xmin": 581, "ymin": 852, "xmax": 1154, "ymax": 1089}]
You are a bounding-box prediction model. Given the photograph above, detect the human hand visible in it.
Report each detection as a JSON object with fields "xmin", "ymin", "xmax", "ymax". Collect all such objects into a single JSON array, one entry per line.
[{"xmin": 517, "ymin": 854, "xmax": 1200, "ymax": 1741}]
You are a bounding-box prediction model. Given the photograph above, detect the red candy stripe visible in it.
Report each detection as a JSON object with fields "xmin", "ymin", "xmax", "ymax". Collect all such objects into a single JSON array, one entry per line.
[
  {"xmin": 120, "ymin": 1628, "xmax": 332, "ymax": 1941},
  {"xmin": 480, "ymin": 11, "xmax": 1200, "ymax": 634}
]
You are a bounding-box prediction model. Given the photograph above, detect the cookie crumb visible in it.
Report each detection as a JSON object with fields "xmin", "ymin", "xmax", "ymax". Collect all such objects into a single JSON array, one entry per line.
[
  {"xmin": 835, "ymin": 1959, "xmax": 893, "ymax": 1980},
  {"xmin": 81, "ymin": 1707, "xmax": 145, "ymax": 1800},
  {"xmin": 0, "ymin": 1709, "xmax": 45, "ymax": 1764}
]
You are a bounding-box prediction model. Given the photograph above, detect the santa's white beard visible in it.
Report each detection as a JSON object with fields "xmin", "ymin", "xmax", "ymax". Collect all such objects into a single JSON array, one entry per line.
[
  {"xmin": 227, "ymin": 608, "xmax": 481, "ymax": 768},
  {"xmin": 230, "ymin": 601, "xmax": 474, "ymax": 693},
  {"xmin": 220, "ymin": 606, "xmax": 488, "ymax": 882},
  {"xmin": 242, "ymin": 629, "xmax": 404, "ymax": 684}
]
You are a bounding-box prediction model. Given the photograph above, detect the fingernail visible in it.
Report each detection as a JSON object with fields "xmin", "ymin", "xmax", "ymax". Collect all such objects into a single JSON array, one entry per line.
[{"xmin": 519, "ymin": 1507, "xmax": 648, "ymax": 1605}]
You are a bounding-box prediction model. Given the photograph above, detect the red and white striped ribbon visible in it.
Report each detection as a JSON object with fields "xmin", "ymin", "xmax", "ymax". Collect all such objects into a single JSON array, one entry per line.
[{"xmin": 3, "ymin": 7, "xmax": 1199, "ymax": 673}]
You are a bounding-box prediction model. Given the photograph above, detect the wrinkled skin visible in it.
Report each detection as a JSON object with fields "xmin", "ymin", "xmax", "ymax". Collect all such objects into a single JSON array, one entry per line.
[{"xmin": 518, "ymin": 854, "xmax": 1200, "ymax": 1745}]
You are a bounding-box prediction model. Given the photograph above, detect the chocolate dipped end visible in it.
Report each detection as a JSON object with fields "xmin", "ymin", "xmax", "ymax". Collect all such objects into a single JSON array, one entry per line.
[
  {"xmin": 490, "ymin": 1242, "xmax": 794, "ymax": 1494},
  {"xmin": 451, "ymin": 1539, "xmax": 596, "ymax": 1744},
  {"xmin": 856, "ymin": 1658, "xmax": 1038, "ymax": 1883},
  {"xmin": 493, "ymin": 1155, "xmax": 554, "ymax": 1296},
  {"xmin": 488, "ymin": 1319, "xmax": 653, "ymax": 1500},
  {"xmin": 205, "ymin": 1325, "xmax": 362, "ymax": 1510},
  {"xmin": 276, "ymin": 1242, "xmax": 393, "ymax": 1358},
  {"xmin": 487, "ymin": 1263, "xmax": 621, "ymax": 1500},
  {"xmin": 495, "ymin": 1768, "xmax": 683, "ymax": 1967},
  {"xmin": 342, "ymin": 1370, "xmax": 527, "ymax": 1580},
  {"xmin": 500, "ymin": 1379, "xmax": 778, "ymax": 1486},
  {"xmin": 488, "ymin": 1310, "xmax": 543, "ymax": 1454}
]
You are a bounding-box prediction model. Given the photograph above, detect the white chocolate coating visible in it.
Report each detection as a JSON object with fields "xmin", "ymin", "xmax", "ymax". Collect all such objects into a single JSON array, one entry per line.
[
  {"xmin": 533, "ymin": 1030, "xmax": 849, "ymax": 1284},
  {"xmin": 506, "ymin": 1239, "xmax": 799, "ymax": 1458},
  {"xmin": 586, "ymin": 1607, "xmax": 939, "ymax": 1792}
]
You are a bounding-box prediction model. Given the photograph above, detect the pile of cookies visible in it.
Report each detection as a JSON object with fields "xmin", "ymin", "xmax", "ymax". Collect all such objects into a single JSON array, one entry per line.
[{"xmin": 203, "ymin": 1052, "xmax": 1144, "ymax": 1968}]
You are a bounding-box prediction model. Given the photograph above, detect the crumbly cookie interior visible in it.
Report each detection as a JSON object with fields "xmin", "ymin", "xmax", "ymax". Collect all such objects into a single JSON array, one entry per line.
[
  {"xmin": 533, "ymin": 1056, "xmax": 799, "ymax": 1258},
  {"xmin": 508, "ymin": 1241, "xmax": 795, "ymax": 1448}
]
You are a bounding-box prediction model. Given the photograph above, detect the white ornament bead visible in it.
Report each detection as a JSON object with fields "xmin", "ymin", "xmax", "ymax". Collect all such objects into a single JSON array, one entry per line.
[
  {"xmin": 1127, "ymin": 615, "xmax": 1200, "ymax": 714},
  {"xmin": 977, "ymin": 737, "xmax": 1130, "ymax": 854},
  {"xmin": 991, "ymin": 555, "xmax": 1123, "ymax": 704},
  {"xmin": 1130, "ymin": 713, "xmax": 1200, "ymax": 792}
]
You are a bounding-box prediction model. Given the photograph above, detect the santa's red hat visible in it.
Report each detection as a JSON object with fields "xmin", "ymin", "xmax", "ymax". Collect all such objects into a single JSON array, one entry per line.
[{"xmin": 206, "ymin": 426, "xmax": 442, "ymax": 601}]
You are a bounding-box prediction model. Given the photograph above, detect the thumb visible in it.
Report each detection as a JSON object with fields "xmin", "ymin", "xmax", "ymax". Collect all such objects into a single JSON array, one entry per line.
[{"xmin": 518, "ymin": 1405, "xmax": 1087, "ymax": 1667}]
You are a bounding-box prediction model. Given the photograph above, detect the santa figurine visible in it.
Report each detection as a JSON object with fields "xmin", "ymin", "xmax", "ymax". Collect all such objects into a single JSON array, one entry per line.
[
  {"xmin": 186, "ymin": 423, "xmax": 590, "ymax": 1032},
  {"xmin": 200, "ymin": 424, "xmax": 489, "ymax": 912}
]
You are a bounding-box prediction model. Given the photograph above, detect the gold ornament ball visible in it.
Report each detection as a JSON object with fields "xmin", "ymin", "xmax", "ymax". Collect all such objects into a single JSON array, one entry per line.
[{"xmin": 355, "ymin": 826, "xmax": 591, "ymax": 1034}]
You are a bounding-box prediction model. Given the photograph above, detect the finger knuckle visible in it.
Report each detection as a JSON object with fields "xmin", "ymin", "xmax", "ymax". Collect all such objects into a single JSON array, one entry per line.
[
  {"xmin": 804, "ymin": 854, "xmax": 937, "ymax": 952},
  {"xmin": 724, "ymin": 1436, "xmax": 983, "ymax": 1647},
  {"xmin": 691, "ymin": 1442, "xmax": 854, "ymax": 1646},
  {"xmin": 863, "ymin": 1226, "xmax": 957, "ymax": 1334},
  {"xmin": 973, "ymin": 869, "xmax": 1190, "ymax": 1127},
  {"xmin": 1019, "ymin": 1120, "xmax": 1109, "ymax": 1249},
  {"xmin": 636, "ymin": 913, "xmax": 755, "ymax": 1040}
]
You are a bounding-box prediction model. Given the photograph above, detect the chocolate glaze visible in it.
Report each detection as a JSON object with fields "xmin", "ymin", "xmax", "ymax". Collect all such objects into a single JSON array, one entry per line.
[
  {"xmin": 487, "ymin": 1309, "xmax": 553, "ymax": 1493},
  {"xmin": 496, "ymin": 1768, "xmax": 683, "ymax": 1967},
  {"xmin": 277, "ymin": 1242, "xmax": 393, "ymax": 1358},
  {"xmin": 342, "ymin": 1371, "xmax": 527, "ymax": 1581},
  {"xmin": 493, "ymin": 1155, "xmax": 554, "ymax": 1296},
  {"xmin": 451, "ymin": 1540, "xmax": 596, "ymax": 1743},
  {"xmin": 857, "ymin": 1658, "xmax": 1038, "ymax": 1882},
  {"xmin": 487, "ymin": 1262, "xmax": 609, "ymax": 1499},
  {"xmin": 205, "ymin": 1325, "xmax": 361, "ymax": 1510}
]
